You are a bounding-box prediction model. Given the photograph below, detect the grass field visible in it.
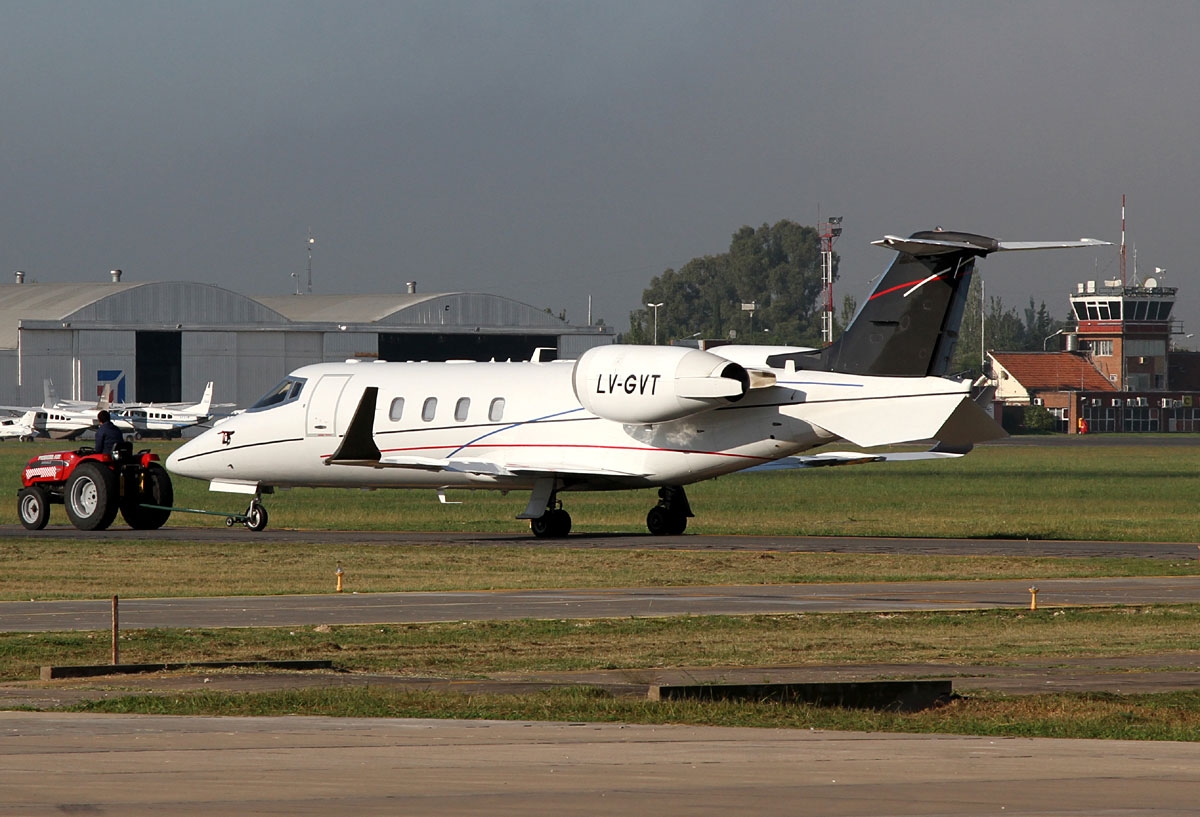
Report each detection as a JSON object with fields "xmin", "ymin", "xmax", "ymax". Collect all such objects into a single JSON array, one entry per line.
[
  {"xmin": 5, "ymin": 436, "xmax": 1200, "ymax": 540},
  {"xmin": 4, "ymin": 435, "xmax": 1200, "ymax": 738}
]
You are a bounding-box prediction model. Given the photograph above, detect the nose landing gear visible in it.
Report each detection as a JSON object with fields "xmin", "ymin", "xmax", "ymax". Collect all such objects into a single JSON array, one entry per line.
[{"xmin": 224, "ymin": 497, "xmax": 269, "ymax": 531}]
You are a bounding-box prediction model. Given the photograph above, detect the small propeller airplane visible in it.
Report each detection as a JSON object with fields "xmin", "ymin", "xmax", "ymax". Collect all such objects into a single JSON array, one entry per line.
[
  {"xmin": 0, "ymin": 410, "xmax": 40, "ymax": 442},
  {"xmin": 112, "ymin": 381, "xmax": 222, "ymax": 439},
  {"xmin": 0, "ymin": 380, "xmax": 112, "ymax": 440},
  {"xmin": 167, "ymin": 229, "xmax": 1108, "ymax": 536}
]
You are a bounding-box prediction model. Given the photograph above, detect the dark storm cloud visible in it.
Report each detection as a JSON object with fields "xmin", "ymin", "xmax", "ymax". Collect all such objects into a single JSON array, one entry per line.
[{"xmin": 2, "ymin": 2, "xmax": 1198, "ymax": 331}]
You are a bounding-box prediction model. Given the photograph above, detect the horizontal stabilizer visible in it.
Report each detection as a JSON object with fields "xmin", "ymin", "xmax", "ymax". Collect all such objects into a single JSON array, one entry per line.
[
  {"xmin": 802, "ymin": 391, "xmax": 1004, "ymax": 449},
  {"xmin": 995, "ymin": 239, "xmax": 1111, "ymax": 252}
]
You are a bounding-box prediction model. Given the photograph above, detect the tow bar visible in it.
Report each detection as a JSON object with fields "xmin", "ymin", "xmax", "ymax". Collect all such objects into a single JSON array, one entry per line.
[{"xmin": 140, "ymin": 498, "xmax": 268, "ymax": 532}]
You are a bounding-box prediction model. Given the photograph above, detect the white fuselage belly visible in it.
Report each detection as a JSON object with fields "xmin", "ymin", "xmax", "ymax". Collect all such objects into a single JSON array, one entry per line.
[{"xmin": 167, "ymin": 359, "xmax": 971, "ymax": 492}]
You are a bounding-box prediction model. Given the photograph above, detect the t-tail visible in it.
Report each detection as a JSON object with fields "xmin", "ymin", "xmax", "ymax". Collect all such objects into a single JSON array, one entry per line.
[{"xmin": 769, "ymin": 230, "xmax": 1108, "ymax": 377}]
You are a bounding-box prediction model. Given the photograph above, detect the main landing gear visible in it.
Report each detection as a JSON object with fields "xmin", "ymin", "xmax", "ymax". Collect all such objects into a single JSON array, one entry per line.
[
  {"xmin": 530, "ymin": 501, "xmax": 572, "ymax": 539},
  {"xmin": 645, "ymin": 485, "xmax": 692, "ymax": 536},
  {"xmin": 528, "ymin": 484, "xmax": 693, "ymax": 539}
]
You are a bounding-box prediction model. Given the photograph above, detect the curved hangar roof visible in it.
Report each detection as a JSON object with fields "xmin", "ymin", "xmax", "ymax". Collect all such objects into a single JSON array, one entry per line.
[
  {"xmin": 254, "ymin": 292, "xmax": 567, "ymax": 328},
  {"xmin": 0, "ymin": 281, "xmax": 568, "ymax": 348}
]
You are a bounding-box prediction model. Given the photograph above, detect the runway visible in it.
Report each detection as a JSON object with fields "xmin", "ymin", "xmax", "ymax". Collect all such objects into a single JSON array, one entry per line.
[
  {"xmin": 2, "ymin": 522, "xmax": 1196, "ymax": 559},
  {"xmin": 3, "ymin": 576, "xmax": 1200, "ymax": 633},
  {"xmin": 3, "ymin": 713, "xmax": 1198, "ymax": 816}
]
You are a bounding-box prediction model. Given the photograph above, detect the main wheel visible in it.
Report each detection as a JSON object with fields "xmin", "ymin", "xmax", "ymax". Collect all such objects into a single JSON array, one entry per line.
[
  {"xmin": 119, "ymin": 462, "xmax": 174, "ymax": 530},
  {"xmin": 646, "ymin": 505, "xmax": 687, "ymax": 536},
  {"xmin": 17, "ymin": 486, "xmax": 50, "ymax": 531},
  {"xmin": 64, "ymin": 462, "xmax": 120, "ymax": 531},
  {"xmin": 530, "ymin": 508, "xmax": 571, "ymax": 538}
]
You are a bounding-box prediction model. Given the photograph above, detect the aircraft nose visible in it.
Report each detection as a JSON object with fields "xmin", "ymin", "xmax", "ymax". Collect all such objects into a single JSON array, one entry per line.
[{"xmin": 166, "ymin": 436, "xmax": 207, "ymax": 479}]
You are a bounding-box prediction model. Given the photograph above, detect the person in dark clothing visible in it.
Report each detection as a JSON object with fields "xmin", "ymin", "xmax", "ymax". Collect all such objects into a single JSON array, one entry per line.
[{"xmin": 94, "ymin": 409, "xmax": 123, "ymax": 455}]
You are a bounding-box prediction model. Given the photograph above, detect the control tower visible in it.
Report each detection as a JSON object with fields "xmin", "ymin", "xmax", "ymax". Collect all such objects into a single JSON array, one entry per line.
[{"xmin": 1069, "ymin": 278, "xmax": 1178, "ymax": 391}]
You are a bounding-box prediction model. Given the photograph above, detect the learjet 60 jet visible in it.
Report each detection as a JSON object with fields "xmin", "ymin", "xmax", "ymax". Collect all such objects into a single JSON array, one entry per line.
[{"xmin": 167, "ymin": 230, "xmax": 1106, "ymax": 536}]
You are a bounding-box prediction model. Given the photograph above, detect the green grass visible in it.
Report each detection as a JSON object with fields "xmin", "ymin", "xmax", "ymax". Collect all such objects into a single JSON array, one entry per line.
[
  {"xmin": 5, "ymin": 437, "xmax": 1200, "ymax": 539},
  {"xmin": 6, "ymin": 608, "xmax": 1200, "ymax": 682},
  {"xmin": 1, "ymin": 539, "xmax": 1195, "ymax": 601},
  {"xmin": 68, "ymin": 686, "xmax": 1200, "ymax": 742}
]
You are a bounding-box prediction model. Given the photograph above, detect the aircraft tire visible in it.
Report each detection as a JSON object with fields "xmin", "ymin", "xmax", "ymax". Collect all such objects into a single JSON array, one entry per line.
[
  {"xmin": 17, "ymin": 486, "xmax": 50, "ymax": 531},
  {"xmin": 646, "ymin": 505, "xmax": 688, "ymax": 536},
  {"xmin": 64, "ymin": 462, "xmax": 120, "ymax": 531},
  {"xmin": 530, "ymin": 508, "xmax": 571, "ymax": 538},
  {"xmin": 119, "ymin": 463, "xmax": 174, "ymax": 530},
  {"xmin": 245, "ymin": 502, "xmax": 269, "ymax": 532}
]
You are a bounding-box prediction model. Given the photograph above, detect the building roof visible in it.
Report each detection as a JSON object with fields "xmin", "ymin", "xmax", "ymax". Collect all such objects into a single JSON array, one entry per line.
[
  {"xmin": 990, "ymin": 351, "xmax": 1116, "ymax": 392},
  {"xmin": 254, "ymin": 292, "xmax": 569, "ymax": 328},
  {"xmin": 0, "ymin": 281, "xmax": 288, "ymax": 348}
]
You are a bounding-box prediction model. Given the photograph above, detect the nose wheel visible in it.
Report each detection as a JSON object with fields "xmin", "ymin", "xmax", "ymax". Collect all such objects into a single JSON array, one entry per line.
[{"xmin": 225, "ymin": 498, "xmax": 269, "ymax": 531}]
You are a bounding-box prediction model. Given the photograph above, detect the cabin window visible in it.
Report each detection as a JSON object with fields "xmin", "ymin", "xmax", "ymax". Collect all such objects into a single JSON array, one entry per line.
[
  {"xmin": 248, "ymin": 377, "xmax": 307, "ymax": 412},
  {"xmin": 489, "ymin": 398, "xmax": 506, "ymax": 422},
  {"xmin": 454, "ymin": 397, "xmax": 470, "ymax": 422},
  {"xmin": 422, "ymin": 397, "xmax": 437, "ymax": 422},
  {"xmin": 389, "ymin": 397, "xmax": 405, "ymax": 421}
]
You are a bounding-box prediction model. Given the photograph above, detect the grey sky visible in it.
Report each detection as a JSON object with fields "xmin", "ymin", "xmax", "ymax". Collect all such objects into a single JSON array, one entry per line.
[{"xmin": 3, "ymin": 2, "xmax": 1198, "ymax": 335}]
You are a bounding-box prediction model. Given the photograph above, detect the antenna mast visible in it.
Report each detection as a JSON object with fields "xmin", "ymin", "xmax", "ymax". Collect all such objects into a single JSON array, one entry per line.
[
  {"xmin": 1120, "ymin": 194, "xmax": 1126, "ymax": 286},
  {"xmin": 819, "ymin": 216, "xmax": 843, "ymax": 346}
]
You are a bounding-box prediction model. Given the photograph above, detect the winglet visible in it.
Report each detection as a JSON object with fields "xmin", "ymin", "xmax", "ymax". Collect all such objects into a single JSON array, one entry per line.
[{"xmin": 326, "ymin": 387, "xmax": 381, "ymax": 465}]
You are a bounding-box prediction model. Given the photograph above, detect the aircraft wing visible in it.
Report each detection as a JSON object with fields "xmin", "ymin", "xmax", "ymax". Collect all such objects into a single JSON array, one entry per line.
[
  {"xmin": 746, "ymin": 449, "xmax": 964, "ymax": 472},
  {"xmin": 353, "ymin": 452, "xmax": 650, "ymax": 479}
]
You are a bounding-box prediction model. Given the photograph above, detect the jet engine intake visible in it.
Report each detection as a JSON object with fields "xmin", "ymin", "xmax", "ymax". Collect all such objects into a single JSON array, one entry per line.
[{"xmin": 572, "ymin": 345, "xmax": 761, "ymax": 424}]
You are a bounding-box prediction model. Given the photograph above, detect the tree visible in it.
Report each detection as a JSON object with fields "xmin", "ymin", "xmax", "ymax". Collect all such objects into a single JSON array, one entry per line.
[{"xmin": 629, "ymin": 220, "xmax": 831, "ymax": 346}]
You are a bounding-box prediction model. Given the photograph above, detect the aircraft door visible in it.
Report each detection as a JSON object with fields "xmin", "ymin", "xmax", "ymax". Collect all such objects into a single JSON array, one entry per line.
[{"xmin": 305, "ymin": 374, "xmax": 352, "ymax": 437}]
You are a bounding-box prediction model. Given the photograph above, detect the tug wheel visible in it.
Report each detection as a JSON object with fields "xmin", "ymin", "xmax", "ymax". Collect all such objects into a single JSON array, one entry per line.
[
  {"xmin": 17, "ymin": 486, "xmax": 50, "ymax": 531},
  {"xmin": 64, "ymin": 462, "xmax": 120, "ymax": 531}
]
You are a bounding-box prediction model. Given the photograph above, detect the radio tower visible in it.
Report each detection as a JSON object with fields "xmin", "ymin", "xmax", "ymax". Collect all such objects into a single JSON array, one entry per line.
[
  {"xmin": 1120, "ymin": 194, "xmax": 1127, "ymax": 286},
  {"xmin": 819, "ymin": 216, "xmax": 843, "ymax": 345}
]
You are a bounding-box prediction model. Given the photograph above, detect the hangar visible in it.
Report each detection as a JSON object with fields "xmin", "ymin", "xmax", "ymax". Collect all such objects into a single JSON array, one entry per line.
[{"xmin": 0, "ymin": 276, "xmax": 613, "ymax": 408}]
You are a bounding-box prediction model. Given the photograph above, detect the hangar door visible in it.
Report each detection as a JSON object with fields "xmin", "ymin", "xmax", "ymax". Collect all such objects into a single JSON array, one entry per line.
[{"xmin": 136, "ymin": 331, "xmax": 182, "ymax": 403}]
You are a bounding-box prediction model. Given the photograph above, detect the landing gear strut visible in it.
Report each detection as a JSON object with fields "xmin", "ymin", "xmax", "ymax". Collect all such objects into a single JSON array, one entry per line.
[{"xmin": 646, "ymin": 485, "xmax": 691, "ymax": 535}]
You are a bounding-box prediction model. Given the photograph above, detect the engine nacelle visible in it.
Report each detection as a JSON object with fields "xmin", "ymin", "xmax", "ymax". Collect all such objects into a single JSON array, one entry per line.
[{"xmin": 572, "ymin": 345, "xmax": 754, "ymax": 424}]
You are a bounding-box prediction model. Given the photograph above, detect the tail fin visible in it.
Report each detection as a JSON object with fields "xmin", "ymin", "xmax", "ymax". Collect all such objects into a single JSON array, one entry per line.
[
  {"xmin": 769, "ymin": 231, "xmax": 1107, "ymax": 377},
  {"xmin": 43, "ymin": 379, "xmax": 57, "ymax": 409},
  {"xmin": 189, "ymin": 382, "xmax": 214, "ymax": 415}
]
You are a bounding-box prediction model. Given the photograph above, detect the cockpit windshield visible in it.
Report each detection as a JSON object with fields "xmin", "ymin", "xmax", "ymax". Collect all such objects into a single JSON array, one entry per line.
[{"xmin": 248, "ymin": 377, "xmax": 306, "ymax": 412}]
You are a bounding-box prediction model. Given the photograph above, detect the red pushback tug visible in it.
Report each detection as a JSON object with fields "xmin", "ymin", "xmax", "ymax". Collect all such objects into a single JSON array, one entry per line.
[{"xmin": 17, "ymin": 441, "xmax": 173, "ymax": 531}]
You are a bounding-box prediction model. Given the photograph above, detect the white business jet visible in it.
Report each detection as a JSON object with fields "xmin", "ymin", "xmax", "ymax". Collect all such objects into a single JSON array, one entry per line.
[{"xmin": 167, "ymin": 230, "xmax": 1107, "ymax": 536}]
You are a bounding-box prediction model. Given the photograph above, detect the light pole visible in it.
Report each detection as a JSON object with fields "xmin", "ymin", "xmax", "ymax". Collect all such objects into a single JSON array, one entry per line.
[
  {"xmin": 646, "ymin": 302, "xmax": 664, "ymax": 345},
  {"xmin": 305, "ymin": 229, "xmax": 315, "ymax": 295}
]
